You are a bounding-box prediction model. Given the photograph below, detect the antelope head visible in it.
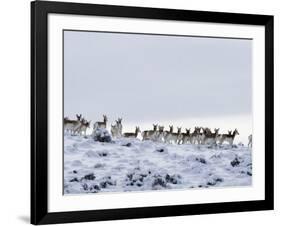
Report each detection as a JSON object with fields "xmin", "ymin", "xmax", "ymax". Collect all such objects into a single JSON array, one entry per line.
[
  {"xmin": 194, "ymin": 127, "xmax": 200, "ymax": 134},
  {"xmin": 177, "ymin": 127, "xmax": 182, "ymax": 134},
  {"xmin": 169, "ymin": 125, "xmax": 173, "ymax": 133},
  {"xmin": 158, "ymin": 126, "xmax": 164, "ymax": 132},
  {"xmin": 76, "ymin": 114, "xmax": 82, "ymax": 121},
  {"xmin": 233, "ymin": 129, "xmax": 239, "ymax": 136},
  {"xmin": 103, "ymin": 115, "xmax": 108, "ymax": 122},
  {"xmin": 214, "ymin": 128, "xmax": 220, "ymax": 134},
  {"xmin": 153, "ymin": 124, "xmax": 158, "ymax": 131},
  {"xmin": 204, "ymin": 127, "xmax": 211, "ymax": 133},
  {"xmin": 82, "ymin": 119, "xmax": 90, "ymax": 128}
]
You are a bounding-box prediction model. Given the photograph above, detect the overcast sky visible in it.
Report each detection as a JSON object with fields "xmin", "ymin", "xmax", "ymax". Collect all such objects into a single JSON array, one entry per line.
[{"xmin": 64, "ymin": 30, "xmax": 252, "ymax": 135}]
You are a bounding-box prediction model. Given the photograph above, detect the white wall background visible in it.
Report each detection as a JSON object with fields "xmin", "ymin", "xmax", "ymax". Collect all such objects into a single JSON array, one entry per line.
[{"xmin": 0, "ymin": 0, "xmax": 279, "ymax": 225}]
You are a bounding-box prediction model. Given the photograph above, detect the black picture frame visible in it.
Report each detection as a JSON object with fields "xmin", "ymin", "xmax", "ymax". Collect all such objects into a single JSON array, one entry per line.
[{"xmin": 31, "ymin": 0, "xmax": 274, "ymax": 224}]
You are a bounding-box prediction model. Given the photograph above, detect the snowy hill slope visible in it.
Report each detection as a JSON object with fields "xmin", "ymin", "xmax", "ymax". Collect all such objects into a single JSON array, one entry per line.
[{"xmin": 64, "ymin": 135, "xmax": 252, "ymax": 194}]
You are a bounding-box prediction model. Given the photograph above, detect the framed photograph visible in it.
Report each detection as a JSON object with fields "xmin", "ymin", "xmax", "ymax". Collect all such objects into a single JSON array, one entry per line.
[{"xmin": 31, "ymin": 0, "xmax": 274, "ymax": 224}]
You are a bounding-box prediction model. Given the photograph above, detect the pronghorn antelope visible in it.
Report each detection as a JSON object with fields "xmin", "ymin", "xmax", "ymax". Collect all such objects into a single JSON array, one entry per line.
[
  {"xmin": 176, "ymin": 127, "xmax": 184, "ymax": 144},
  {"xmin": 166, "ymin": 127, "xmax": 182, "ymax": 144},
  {"xmin": 166, "ymin": 126, "xmax": 182, "ymax": 144},
  {"xmin": 248, "ymin": 134, "xmax": 252, "ymax": 148},
  {"xmin": 181, "ymin": 128, "xmax": 191, "ymax": 144},
  {"xmin": 202, "ymin": 127, "xmax": 212, "ymax": 136},
  {"xmin": 164, "ymin": 125, "xmax": 174, "ymax": 143},
  {"xmin": 142, "ymin": 124, "xmax": 158, "ymax": 141},
  {"xmin": 93, "ymin": 115, "xmax": 108, "ymax": 132},
  {"xmin": 74, "ymin": 118, "xmax": 91, "ymax": 135},
  {"xmin": 190, "ymin": 127, "xmax": 201, "ymax": 144},
  {"xmin": 111, "ymin": 123, "xmax": 119, "ymax": 138},
  {"xmin": 157, "ymin": 126, "xmax": 165, "ymax": 142},
  {"xmin": 217, "ymin": 130, "xmax": 230, "ymax": 143},
  {"xmin": 116, "ymin": 118, "xmax": 123, "ymax": 136},
  {"xmin": 198, "ymin": 127, "xmax": 204, "ymax": 144},
  {"xmin": 219, "ymin": 129, "xmax": 239, "ymax": 146},
  {"xmin": 198, "ymin": 127, "xmax": 211, "ymax": 144},
  {"xmin": 203, "ymin": 128, "xmax": 220, "ymax": 145},
  {"xmin": 64, "ymin": 114, "xmax": 82, "ymax": 134},
  {"xmin": 111, "ymin": 118, "xmax": 123, "ymax": 138},
  {"xmin": 123, "ymin": 126, "xmax": 141, "ymax": 138}
]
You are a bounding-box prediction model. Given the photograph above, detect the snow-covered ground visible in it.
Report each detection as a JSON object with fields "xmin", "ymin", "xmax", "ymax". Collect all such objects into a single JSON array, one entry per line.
[{"xmin": 64, "ymin": 134, "xmax": 252, "ymax": 194}]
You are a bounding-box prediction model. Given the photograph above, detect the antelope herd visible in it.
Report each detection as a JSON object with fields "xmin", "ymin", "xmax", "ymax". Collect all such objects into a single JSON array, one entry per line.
[{"xmin": 64, "ymin": 114, "xmax": 252, "ymax": 147}]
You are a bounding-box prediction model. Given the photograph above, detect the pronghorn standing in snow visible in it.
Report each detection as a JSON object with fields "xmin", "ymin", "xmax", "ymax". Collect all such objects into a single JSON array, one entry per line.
[
  {"xmin": 164, "ymin": 125, "xmax": 174, "ymax": 143},
  {"xmin": 203, "ymin": 128, "xmax": 220, "ymax": 145},
  {"xmin": 111, "ymin": 118, "xmax": 123, "ymax": 138},
  {"xmin": 217, "ymin": 130, "xmax": 231, "ymax": 144},
  {"xmin": 156, "ymin": 125, "xmax": 165, "ymax": 142},
  {"xmin": 93, "ymin": 115, "xmax": 108, "ymax": 132},
  {"xmin": 219, "ymin": 129, "xmax": 239, "ymax": 146},
  {"xmin": 64, "ymin": 114, "xmax": 82, "ymax": 134},
  {"xmin": 167, "ymin": 127, "xmax": 182, "ymax": 144},
  {"xmin": 198, "ymin": 127, "xmax": 205, "ymax": 144},
  {"xmin": 142, "ymin": 124, "xmax": 158, "ymax": 141},
  {"xmin": 181, "ymin": 128, "xmax": 191, "ymax": 144},
  {"xmin": 74, "ymin": 118, "xmax": 91, "ymax": 136},
  {"xmin": 190, "ymin": 127, "xmax": 201, "ymax": 144},
  {"xmin": 199, "ymin": 127, "xmax": 211, "ymax": 144},
  {"xmin": 123, "ymin": 126, "xmax": 141, "ymax": 138},
  {"xmin": 165, "ymin": 126, "xmax": 182, "ymax": 144},
  {"xmin": 111, "ymin": 122, "xmax": 119, "ymax": 138},
  {"xmin": 117, "ymin": 118, "xmax": 123, "ymax": 137},
  {"xmin": 248, "ymin": 134, "xmax": 252, "ymax": 148},
  {"xmin": 176, "ymin": 127, "xmax": 184, "ymax": 144}
]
